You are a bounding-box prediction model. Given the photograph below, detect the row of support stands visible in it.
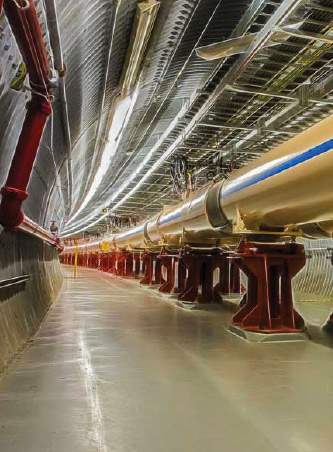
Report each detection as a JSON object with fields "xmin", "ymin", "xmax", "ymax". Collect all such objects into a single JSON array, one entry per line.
[
  {"xmin": 60, "ymin": 240, "xmax": 307, "ymax": 335},
  {"xmin": 156, "ymin": 248, "xmax": 241, "ymax": 304}
]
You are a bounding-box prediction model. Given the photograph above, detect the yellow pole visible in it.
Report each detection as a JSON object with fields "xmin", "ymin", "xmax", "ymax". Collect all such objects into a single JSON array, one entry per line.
[{"xmin": 74, "ymin": 240, "xmax": 78, "ymax": 279}]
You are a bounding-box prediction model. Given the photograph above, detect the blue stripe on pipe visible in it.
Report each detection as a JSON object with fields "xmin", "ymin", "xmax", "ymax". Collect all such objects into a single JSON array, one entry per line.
[
  {"xmin": 117, "ymin": 139, "xmax": 333, "ymax": 235},
  {"xmin": 222, "ymin": 139, "xmax": 333, "ymax": 198}
]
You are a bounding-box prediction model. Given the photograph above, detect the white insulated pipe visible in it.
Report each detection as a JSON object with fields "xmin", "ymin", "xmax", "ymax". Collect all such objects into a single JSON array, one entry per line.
[
  {"xmin": 221, "ymin": 115, "xmax": 333, "ymax": 232},
  {"xmin": 66, "ymin": 115, "xmax": 333, "ymax": 253}
]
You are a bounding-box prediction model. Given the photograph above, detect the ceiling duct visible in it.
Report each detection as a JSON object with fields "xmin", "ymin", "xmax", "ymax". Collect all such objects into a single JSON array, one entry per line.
[
  {"xmin": 195, "ymin": 28, "xmax": 297, "ymax": 61},
  {"xmin": 195, "ymin": 34, "xmax": 273, "ymax": 61},
  {"xmin": 120, "ymin": 0, "xmax": 160, "ymax": 94}
]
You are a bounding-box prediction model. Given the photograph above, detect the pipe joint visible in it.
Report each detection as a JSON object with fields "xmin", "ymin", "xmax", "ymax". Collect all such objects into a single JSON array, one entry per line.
[
  {"xmin": 1, "ymin": 186, "xmax": 28, "ymax": 201},
  {"xmin": 206, "ymin": 181, "xmax": 229, "ymax": 229},
  {"xmin": 28, "ymin": 94, "xmax": 52, "ymax": 115},
  {"xmin": 58, "ymin": 64, "xmax": 66, "ymax": 78},
  {"xmin": 0, "ymin": 186, "xmax": 28, "ymax": 231}
]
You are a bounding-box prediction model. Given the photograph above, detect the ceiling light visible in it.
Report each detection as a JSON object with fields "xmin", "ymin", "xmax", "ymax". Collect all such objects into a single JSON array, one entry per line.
[
  {"xmin": 60, "ymin": 104, "xmax": 188, "ymax": 236},
  {"xmin": 65, "ymin": 1, "xmax": 159, "ymax": 227},
  {"xmin": 121, "ymin": 0, "xmax": 160, "ymax": 94}
]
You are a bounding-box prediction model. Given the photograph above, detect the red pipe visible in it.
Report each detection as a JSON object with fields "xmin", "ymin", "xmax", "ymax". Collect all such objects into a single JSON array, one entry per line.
[
  {"xmin": 0, "ymin": 96, "xmax": 51, "ymax": 229},
  {"xmin": 4, "ymin": 0, "xmax": 50, "ymax": 93},
  {"xmin": 0, "ymin": 0, "xmax": 52, "ymax": 231}
]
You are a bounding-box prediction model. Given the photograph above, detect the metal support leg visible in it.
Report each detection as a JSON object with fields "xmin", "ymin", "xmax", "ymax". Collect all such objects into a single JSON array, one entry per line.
[
  {"xmin": 158, "ymin": 254, "xmax": 175, "ymax": 293},
  {"xmin": 134, "ymin": 254, "xmax": 141, "ymax": 278},
  {"xmin": 140, "ymin": 253, "xmax": 154, "ymax": 285},
  {"xmin": 230, "ymin": 261, "xmax": 241, "ymax": 294},
  {"xmin": 232, "ymin": 241, "xmax": 306, "ymax": 333}
]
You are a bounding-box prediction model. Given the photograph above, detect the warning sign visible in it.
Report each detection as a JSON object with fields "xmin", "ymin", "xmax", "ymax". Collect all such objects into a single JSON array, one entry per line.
[{"xmin": 100, "ymin": 241, "xmax": 110, "ymax": 252}]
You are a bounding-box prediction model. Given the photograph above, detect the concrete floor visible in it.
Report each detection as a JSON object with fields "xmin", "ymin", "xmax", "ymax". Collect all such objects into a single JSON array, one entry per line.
[{"xmin": 1, "ymin": 266, "xmax": 333, "ymax": 452}]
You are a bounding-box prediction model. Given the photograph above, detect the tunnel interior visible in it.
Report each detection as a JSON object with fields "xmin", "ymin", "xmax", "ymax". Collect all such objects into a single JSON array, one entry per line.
[{"xmin": 1, "ymin": 0, "xmax": 333, "ymax": 450}]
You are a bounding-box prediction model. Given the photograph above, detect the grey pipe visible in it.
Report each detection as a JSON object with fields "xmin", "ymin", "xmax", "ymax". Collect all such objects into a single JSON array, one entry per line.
[{"xmin": 44, "ymin": 0, "xmax": 73, "ymax": 212}]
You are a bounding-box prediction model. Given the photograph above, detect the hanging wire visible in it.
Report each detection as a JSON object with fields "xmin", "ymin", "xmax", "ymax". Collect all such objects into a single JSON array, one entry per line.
[{"xmin": 170, "ymin": 157, "xmax": 189, "ymax": 196}]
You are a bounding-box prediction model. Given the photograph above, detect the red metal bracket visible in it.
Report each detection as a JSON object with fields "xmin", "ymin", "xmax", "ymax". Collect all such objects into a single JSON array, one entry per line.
[
  {"xmin": 134, "ymin": 254, "xmax": 141, "ymax": 278},
  {"xmin": 232, "ymin": 241, "xmax": 306, "ymax": 333},
  {"xmin": 176, "ymin": 249, "xmax": 229, "ymax": 304},
  {"xmin": 158, "ymin": 254, "xmax": 176, "ymax": 294},
  {"xmin": 140, "ymin": 252, "xmax": 163, "ymax": 285}
]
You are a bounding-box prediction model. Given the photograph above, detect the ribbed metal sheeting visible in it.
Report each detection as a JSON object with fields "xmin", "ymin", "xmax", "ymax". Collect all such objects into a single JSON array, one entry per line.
[
  {"xmin": 112, "ymin": 0, "xmax": 333, "ymax": 218},
  {"xmin": 0, "ymin": 1, "xmax": 65, "ymax": 229},
  {"xmin": 158, "ymin": 0, "xmax": 333, "ymax": 179},
  {"xmin": 115, "ymin": 0, "xmax": 252, "ymax": 185},
  {"xmin": 294, "ymin": 238, "xmax": 333, "ymax": 303},
  {"xmin": 100, "ymin": 0, "xmax": 261, "ymax": 217},
  {"xmin": 55, "ymin": 0, "xmax": 137, "ymax": 209},
  {"xmin": 87, "ymin": 0, "xmax": 199, "ymax": 209},
  {"xmin": 0, "ymin": 12, "xmax": 28, "ymax": 188},
  {"xmin": 81, "ymin": 0, "xmax": 255, "ymax": 224}
]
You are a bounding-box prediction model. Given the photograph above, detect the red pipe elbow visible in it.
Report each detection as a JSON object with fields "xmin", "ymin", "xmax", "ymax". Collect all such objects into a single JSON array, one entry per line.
[
  {"xmin": 0, "ymin": 0, "xmax": 52, "ymax": 232},
  {"xmin": 0, "ymin": 187, "xmax": 28, "ymax": 231},
  {"xmin": 0, "ymin": 95, "xmax": 51, "ymax": 231},
  {"xmin": 3, "ymin": 0, "xmax": 50, "ymax": 92}
]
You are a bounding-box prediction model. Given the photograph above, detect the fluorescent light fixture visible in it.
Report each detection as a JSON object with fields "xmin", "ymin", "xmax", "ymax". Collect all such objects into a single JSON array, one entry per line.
[
  {"xmin": 121, "ymin": 0, "xmax": 160, "ymax": 94},
  {"xmin": 195, "ymin": 32, "xmax": 285, "ymax": 61},
  {"xmin": 61, "ymin": 104, "xmax": 188, "ymax": 237},
  {"xmin": 66, "ymin": 1, "xmax": 159, "ymax": 227},
  {"xmin": 67, "ymin": 88, "xmax": 139, "ymax": 225}
]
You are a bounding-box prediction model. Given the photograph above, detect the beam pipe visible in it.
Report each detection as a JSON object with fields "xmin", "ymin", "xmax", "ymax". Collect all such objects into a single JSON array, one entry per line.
[{"xmin": 65, "ymin": 115, "xmax": 333, "ymax": 254}]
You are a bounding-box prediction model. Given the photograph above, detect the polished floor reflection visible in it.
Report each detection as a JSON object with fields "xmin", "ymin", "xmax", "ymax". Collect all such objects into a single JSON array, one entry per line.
[{"xmin": 0, "ymin": 266, "xmax": 333, "ymax": 452}]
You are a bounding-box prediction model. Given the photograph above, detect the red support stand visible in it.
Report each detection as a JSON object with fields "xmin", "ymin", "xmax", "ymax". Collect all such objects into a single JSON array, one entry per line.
[
  {"xmin": 100, "ymin": 253, "xmax": 109, "ymax": 272},
  {"xmin": 94, "ymin": 254, "xmax": 98, "ymax": 268},
  {"xmin": 140, "ymin": 253, "xmax": 154, "ymax": 285},
  {"xmin": 115, "ymin": 253, "xmax": 126, "ymax": 276},
  {"xmin": 140, "ymin": 252, "xmax": 164, "ymax": 285},
  {"xmin": 125, "ymin": 253, "xmax": 134, "ymax": 278},
  {"xmin": 109, "ymin": 252, "xmax": 117, "ymax": 274},
  {"xmin": 232, "ymin": 241, "xmax": 306, "ymax": 334},
  {"xmin": 177, "ymin": 249, "xmax": 227, "ymax": 304},
  {"xmin": 158, "ymin": 254, "xmax": 176, "ymax": 294},
  {"xmin": 230, "ymin": 261, "xmax": 241, "ymax": 294},
  {"xmin": 134, "ymin": 254, "xmax": 141, "ymax": 278},
  {"xmin": 175, "ymin": 259, "xmax": 187, "ymax": 295},
  {"xmin": 213, "ymin": 255, "xmax": 230, "ymax": 295},
  {"xmin": 177, "ymin": 252, "xmax": 201, "ymax": 302},
  {"xmin": 114, "ymin": 252, "xmax": 134, "ymax": 278}
]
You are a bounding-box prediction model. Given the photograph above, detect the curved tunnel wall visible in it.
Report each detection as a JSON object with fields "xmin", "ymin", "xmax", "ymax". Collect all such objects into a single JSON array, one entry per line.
[
  {"xmin": 0, "ymin": 6, "xmax": 67, "ymax": 231},
  {"xmin": 0, "ymin": 230, "xmax": 63, "ymax": 373},
  {"xmin": 0, "ymin": 6, "xmax": 65, "ymax": 375}
]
